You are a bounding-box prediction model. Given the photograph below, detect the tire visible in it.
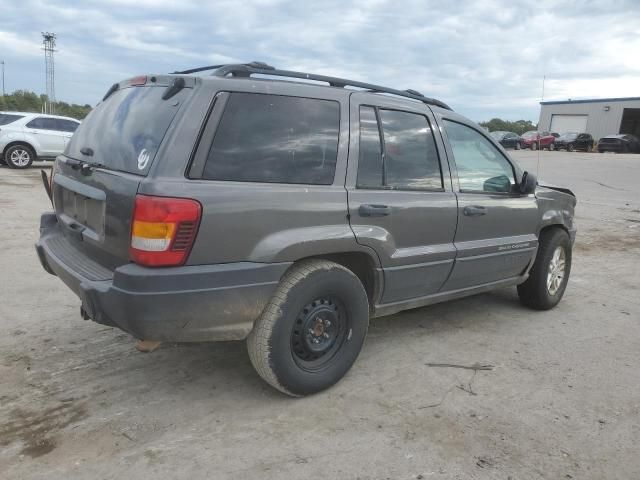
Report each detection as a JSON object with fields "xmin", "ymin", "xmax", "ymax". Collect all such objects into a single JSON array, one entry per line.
[
  {"xmin": 530, "ymin": 142, "xmax": 538, "ymax": 151},
  {"xmin": 515, "ymin": 142, "xmax": 521, "ymax": 150},
  {"xmin": 567, "ymin": 143, "xmax": 575, "ymax": 152},
  {"xmin": 4, "ymin": 144, "xmax": 36, "ymax": 169},
  {"xmin": 518, "ymin": 228, "xmax": 572, "ymax": 310},
  {"xmin": 585, "ymin": 144, "xmax": 592, "ymax": 152},
  {"xmin": 247, "ymin": 259, "xmax": 369, "ymax": 396},
  {"xmin": 548, "ymin": 143, "xmax": 555, "ymax": 151}
]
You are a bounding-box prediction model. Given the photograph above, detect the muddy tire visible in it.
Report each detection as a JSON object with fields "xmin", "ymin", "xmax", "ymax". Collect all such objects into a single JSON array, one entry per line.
[
  {"xmin": 4, "ymin": 144, "xmax": 36, "ymax": 169},
  {"xmin": 247, "ymin": 259, "xmax": 369, "ymax": 396},
  {"xmin": 518, "ymin": 228, "xmax": 572, "ymax": 310}
]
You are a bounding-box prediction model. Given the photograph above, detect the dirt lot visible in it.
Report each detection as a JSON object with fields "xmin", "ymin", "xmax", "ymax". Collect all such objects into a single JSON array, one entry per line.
[{"xmin": 1, "ymin": 150, "xmax": 639, "ymax": 479}]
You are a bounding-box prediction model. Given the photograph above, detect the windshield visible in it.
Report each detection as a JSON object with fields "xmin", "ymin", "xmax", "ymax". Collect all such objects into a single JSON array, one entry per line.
[
  {"xmin": 521, "ymin": 131, "xmax": 537, "ymax": 138},
  {"xmin": 65, "ymin": 85, "xmax": 190, "ymax": 175},
  {"xmin": 490, "ymin": 131, "xmax": 506, "ymax": 139},
  {"xmin": 559, "ymin": 133, "xmax": 578, "ymax": 140}
]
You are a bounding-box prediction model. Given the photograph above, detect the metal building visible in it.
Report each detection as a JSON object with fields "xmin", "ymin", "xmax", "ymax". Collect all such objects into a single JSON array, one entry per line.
[{"xmin": 538, "ymin": 97, "xmax": 640, "ymax": 141}]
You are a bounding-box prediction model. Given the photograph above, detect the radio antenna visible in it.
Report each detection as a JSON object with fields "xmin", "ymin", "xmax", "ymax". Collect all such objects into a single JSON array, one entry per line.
[{"xmin": 537, "ymin": 75, "xmax": 546, "ymax": 178}]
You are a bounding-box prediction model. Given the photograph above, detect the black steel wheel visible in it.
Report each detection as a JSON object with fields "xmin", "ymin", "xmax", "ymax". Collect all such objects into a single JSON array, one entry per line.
[{"xmin": 247, "ymin": 259, "xmax": 369, "ymax": 396}]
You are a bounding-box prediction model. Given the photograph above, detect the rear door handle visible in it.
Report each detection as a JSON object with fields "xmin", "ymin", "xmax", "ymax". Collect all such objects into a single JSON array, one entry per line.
[
  {"xmin": 359, "ymin": 204, "xmax": 391, "ymax": 217},
  {"xmin": 463, "ymin": 205, "xmax": 487, "ymax": 217}
]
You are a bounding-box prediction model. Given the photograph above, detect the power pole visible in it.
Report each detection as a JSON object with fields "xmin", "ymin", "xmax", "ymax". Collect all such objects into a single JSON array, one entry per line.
[
  {"xmin": 1, "ymin": 60, "xmax": 5, "ymax": 96},
  {"xmin": 42, "ymin": 32, "xmax": 56, "ymax": 114}
]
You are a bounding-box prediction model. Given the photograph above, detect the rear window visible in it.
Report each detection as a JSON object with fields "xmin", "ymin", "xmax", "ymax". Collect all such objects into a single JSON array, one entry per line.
[
  {"xmin": 0, "ymin": 114, "xmax": 24, "ymax": 125},
  {"xmin": 202, "ymin": 93, "xmax": 340, "ymax": 185},
  {"xmin": 65, "ymin": 86, "xmax": 189, "ymax": 175}
]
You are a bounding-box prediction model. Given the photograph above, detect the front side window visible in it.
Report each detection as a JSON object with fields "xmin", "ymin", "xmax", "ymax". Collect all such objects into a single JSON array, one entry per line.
[
  {"xmin": 0, "ymin": 114, "xmax": 24, "ymax": 125},
  {"xmin": 356, "ymin": 107, "xmax": 442, "ymax": 190},
  {"xmin": 203, "ymin": 93, "xmax": 340, "ymax": 185},
  {"xmin": 443, "ymin": 120, "xmax": 516, "ymax": 194}
]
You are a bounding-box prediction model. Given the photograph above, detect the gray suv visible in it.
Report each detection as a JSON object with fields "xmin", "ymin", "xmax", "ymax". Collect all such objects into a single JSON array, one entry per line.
[{"xmin": 36, "ymin": 63, "xmax": 576, "ymax": 396}]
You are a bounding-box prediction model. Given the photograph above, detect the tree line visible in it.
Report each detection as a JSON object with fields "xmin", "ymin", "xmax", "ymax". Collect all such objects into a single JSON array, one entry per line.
[
  {"xmin": 0, "ymin": 90, "xmax": 92, "ymax": 120},
  {"xmin": 478, "ymin": 118, "xmax": 537, "ymax": 135}
]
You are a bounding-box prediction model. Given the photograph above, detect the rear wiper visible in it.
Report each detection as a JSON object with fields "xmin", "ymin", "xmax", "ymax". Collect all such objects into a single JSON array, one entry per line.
[{"xmin": 64, "ymin": 157, "xmax": 106, "ymax": 175}]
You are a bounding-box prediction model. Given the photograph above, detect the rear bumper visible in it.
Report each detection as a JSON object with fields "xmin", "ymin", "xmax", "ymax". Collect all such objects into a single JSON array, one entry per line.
[{"xmin": 36, "ymin": 213, "xmax": 290, "ymax": 341}]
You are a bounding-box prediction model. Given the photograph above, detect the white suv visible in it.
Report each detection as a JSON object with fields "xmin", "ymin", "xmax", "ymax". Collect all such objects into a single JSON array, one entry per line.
[{"xmin": 0, "ymin": 112, "xmax": 81, "ymax": 169}]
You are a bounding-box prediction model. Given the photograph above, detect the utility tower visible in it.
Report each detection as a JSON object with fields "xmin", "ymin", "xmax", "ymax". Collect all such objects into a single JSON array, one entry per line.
[{"xmin": 42, "ymin": 32, "xmax": 56, "ymax": 114}]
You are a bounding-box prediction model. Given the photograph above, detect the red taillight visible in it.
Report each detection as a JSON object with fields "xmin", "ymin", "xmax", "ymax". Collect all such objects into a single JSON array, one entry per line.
[
  {"xmin": 128, "ymin": 75, "xmax": 147, "ymax": 86},
  {"xmin": 130, "ymin": 195, "xmax": 202, "ymax": 267}
]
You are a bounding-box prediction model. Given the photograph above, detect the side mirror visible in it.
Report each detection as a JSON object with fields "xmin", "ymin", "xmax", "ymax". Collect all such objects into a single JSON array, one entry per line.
[{"xmin": 519, "ymin": 171, "xmax": 537, "ymax": 195}]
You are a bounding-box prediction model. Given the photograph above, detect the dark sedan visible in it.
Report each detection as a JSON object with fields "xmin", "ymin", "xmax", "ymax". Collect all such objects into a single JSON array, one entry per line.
[
  {"xmin": 490, "ymin": 130, "xmax": 522, "ymax": 149},
  {"xmin": 597, "ymin": 134, "xmax": 640, "ymax": 153},
  {"xmin": 555, "ymin": 132, "xmax": 594, "ymax": 152}
]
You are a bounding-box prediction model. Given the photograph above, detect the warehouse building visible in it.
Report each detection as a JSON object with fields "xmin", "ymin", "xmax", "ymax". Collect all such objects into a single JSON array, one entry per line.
[{"xmin": 538, "ymin": 97, "xmax": 640, "ymax": 141}]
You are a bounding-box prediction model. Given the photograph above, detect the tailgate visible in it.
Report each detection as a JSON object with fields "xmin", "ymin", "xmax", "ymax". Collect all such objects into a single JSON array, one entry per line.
[{"xmin": 50, "ymin": 77, "xmax": 195, "ymax": 270}]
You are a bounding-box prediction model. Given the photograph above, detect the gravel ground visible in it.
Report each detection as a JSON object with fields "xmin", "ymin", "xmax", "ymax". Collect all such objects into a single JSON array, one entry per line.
[{"xmin": 1, "ymin": 150, "xmax": 639, "ymax": 479}]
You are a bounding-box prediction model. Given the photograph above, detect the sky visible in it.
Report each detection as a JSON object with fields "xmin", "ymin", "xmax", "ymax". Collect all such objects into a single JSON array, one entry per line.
[{"xmin": 0, "ymin": 0, "xmax": 639, "ymax": 122}]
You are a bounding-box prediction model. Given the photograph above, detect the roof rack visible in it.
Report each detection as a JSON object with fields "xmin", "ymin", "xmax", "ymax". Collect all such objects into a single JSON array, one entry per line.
[{"xmin": 172, "ymin": 62, "xmax": 452, "ymax": 110}]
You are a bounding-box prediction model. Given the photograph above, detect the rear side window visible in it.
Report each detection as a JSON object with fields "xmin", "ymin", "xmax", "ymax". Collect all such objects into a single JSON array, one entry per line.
[
  {"xmin": 357, "ymin": 107, "xmax": 443, "ymax": 190},
  {"xmin": 202, "ymin": 93, "xmax": 339, "ymax": 185},
  {"xmin": 66, "ymin": 86, "xmax": 189, "ymax": 175},
  {"xmin": 56, "ymin": 119, "xmax": 80, "ymax": 132},
  {"xmin": 0, "ymin": 114, "xmax": 24, "ymax": 125}
]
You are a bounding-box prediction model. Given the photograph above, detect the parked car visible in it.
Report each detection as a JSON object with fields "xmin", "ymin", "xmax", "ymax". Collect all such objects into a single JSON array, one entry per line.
[
  {"xmin": 554, "ymin": 132, "xmax": 594, "ymax": 152},
  {"xmin": 597, "ymin": 134, "xmax": 640, "ymax": 153},
  {"xmin": 0, "ymin": 112, "xmax": 80, "ymax": 168},
  {"xmin": 490, "ymin": 130, "xmax": 522, "ymax": 150},
  {"xmin": 521, "ymin": 131, "xmax": 558, "ymax": 151},
  {"xmin": 35, "ymin": 63, "xmax": 577, "ymax": 396}
]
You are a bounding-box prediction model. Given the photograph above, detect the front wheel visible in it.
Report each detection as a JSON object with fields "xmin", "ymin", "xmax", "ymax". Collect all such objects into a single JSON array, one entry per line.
[
  {"xmin": 518, "ymin": 228, "xmax": 572, "ymax": 310},
  {"xmin": 247, "ymin": 259, "xmax": 369, "ymax": 396},
  {"xmin": 567, "ymin": 143, "xmax": 575, "ymax": 152},
  {"xmin": 548, "ymin": 143, "xmax": 555, "ymax": 151},
  {"xmin": 515, "ymin": 142, "xmax": 521, "ymax": 150},
  {"xmin": 530, "ymin": 142, "xmax": 538, "ymax": 151}
]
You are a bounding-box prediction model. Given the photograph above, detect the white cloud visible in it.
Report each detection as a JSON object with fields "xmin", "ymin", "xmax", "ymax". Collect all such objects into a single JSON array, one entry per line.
[{"xmin": 1, "ymin": 0, "xmax": 639, "ymax": 120}]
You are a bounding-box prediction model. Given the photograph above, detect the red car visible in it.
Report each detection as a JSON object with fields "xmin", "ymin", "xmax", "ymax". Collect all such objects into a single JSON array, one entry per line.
[{"xmin": 521, "ymin": 131, "xmax": 559, "ymax": 150}]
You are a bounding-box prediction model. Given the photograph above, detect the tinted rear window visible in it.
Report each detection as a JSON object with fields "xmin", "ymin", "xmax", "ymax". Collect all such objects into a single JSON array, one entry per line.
[
  {"xmin": 202, "ymin": 93, "xmax": 339, "ymax": 185},
  {"xmin": 0, "ymin": 114, "xmax": 24, "ymax": 125},
  {"xmin": 65, "ymin": 86, "xmax": 189, "ymax": 175}
]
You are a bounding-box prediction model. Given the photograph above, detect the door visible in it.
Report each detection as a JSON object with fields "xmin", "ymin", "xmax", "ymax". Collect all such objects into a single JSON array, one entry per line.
[
  {"xmin": 346, "ymin": 94, "xmax": 458, "ymax": 304},
  {"xmin": 439, "ymin": 119, "xmax": 539, "ymax": 291},
  {"xmin": 550, "ymin": 114, "xmax": 588, "ymax": 134},
  {"xmin": 576, "ymin": 134, "xmax": 590, "ymax": 150},
  {"xmin": 24, "ymin": 117, "xmax": 65, "ymax": 157}
]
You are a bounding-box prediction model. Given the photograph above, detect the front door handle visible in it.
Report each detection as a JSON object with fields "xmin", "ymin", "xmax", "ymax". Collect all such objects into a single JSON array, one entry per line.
[
  {"xmin": 463, "ymin": 205, "xmax": 487, "ymax": 217},
  {"xmin": 359, "ymin": 204, "xmax": 391, "ymax": 217}
]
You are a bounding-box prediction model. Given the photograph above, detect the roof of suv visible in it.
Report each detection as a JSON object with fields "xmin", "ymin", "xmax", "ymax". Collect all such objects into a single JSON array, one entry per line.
[{"xmin": 172, "ymin": 62, "xmax": 452, "ymax": 111}]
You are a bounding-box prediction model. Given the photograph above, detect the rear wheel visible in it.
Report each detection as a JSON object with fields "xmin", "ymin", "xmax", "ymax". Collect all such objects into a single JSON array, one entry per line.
[
  {"xmin": 518, "ymin": 228, "xmax": 572, "ymax": 310},
  {"xmin": 530, "ymin": 142, "xmax": 538, "ymax": 151},
  {"xmin": 548, "ymin": 143, "xmax": 555, "ymax": 151},
  {"xmin": 585, "ymin": 144, "xmax": 592, "ymax": 152},
  {"xmin": 247, "ymin": 259, "xmax": 369, "ymax": 396},
  {"xmin": 567, "ymin": 143, "xmax": 575, "ymax": 152},
  {"xmin": 4, "ymin": 144, "xmax": 36, "ymax": 169},
  {"xmin": 515, "ymin": 142, "xmax": 521, "ymax": 150}
]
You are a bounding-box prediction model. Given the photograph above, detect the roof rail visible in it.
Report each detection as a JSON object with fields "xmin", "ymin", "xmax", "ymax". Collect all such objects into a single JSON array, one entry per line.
[{"xmin": 172, "ymin": 62, "xmax": 452, "ymax": 110}]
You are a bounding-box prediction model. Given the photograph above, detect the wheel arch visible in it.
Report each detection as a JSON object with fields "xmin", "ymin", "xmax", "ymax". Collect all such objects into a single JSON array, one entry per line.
[
  {"xmin": 3, "ymin": 140, "xmax": 38, "ymax": 159},
  {"xmin": 287, "ymin": 251, "xmax": 382, "ymax": 310}
]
